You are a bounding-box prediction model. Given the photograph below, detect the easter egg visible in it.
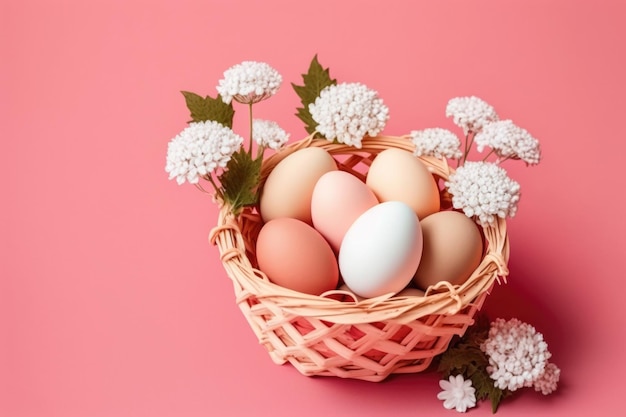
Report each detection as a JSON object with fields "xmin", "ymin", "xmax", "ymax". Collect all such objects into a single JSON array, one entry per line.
[
  {"xmin": 338, "ymin": 201, "xmax": 423, "ymax": 298},
  {"xmin": 256, "ymin": 217, "xmax": 339, "ymax": 295},
  {"xmin": 413, "ymin": 210, "xmax": 484, "ymax": 290},
  {"xmin": 366, "ymin": 148, "xmax": 440, "ymax": 219},
  {"xmin": 259, "ymin": 147, "xmax": 337, "ymax": 224},
  {"xmin": 311, "ymin": 170, "xmax": 379, "ymax": 253}
]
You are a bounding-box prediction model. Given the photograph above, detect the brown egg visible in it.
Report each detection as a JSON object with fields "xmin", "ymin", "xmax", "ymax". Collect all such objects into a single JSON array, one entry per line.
[{"xmin": 413, "ymin": 210, "xmax": 483, "ymax": 290}]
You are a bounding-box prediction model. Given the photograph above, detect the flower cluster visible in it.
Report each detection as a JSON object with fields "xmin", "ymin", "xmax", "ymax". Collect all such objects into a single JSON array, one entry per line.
[
  {"xmin": 165, "ymin": 121, "xmax": 244, "ymax": 185},
  {"xmin": 216, "ymin": 61, "xmax": 282, "ymax": 104},
  {"xmin": 412, "ymin": 95, "xmax": 540, "ymax": 226},
  {"xmin": 481, "ymin": 318, "xmax": 560, "ymax": 394},
  {"xmin": 445, "ymin": 96, "xmax": 499, "ymax": 134},
  {"xmin": 475, "ymin": 119, "xmax": 541, "ymax": 165},
  {"xmin": 437, "ymin": 375, "xmax": 477, "ymax": 413},
  {"xmin": 252, "ymin": 119, "xmax": 290, "ymax": 150},
  {"xmin": 445, "ymin": 161, "xmax": 521, "ymax": 227},
  {"xmin": 309, "ymin": 82, "xmax": 389, "ymax": 148},
  {"xmin": 410, "ymin": 128, "xmax": 463, "ymax": 159}
]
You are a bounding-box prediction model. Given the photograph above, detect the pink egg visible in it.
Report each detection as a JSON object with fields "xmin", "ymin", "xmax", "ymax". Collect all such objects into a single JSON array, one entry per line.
[
  {"xmin": 256, "ymin": 218, "xmax": 339, "ymax": 295},
  {"xmin": 311, "ymin": 171, "xmax": 379, "ymax": 253}
]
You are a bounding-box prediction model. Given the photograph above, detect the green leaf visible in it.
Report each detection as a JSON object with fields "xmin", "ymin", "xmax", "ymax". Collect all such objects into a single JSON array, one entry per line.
[
  {"xmin": 291, "ymin": 54, "xmax": 336, "ymax": 134},
  {"xmin": 437, "ymin": 341, "xmax": 486, "ymax": 377},
  {"xmin": 181, "ymin": 91, "xmax": 235, "ymax": 128},
  {"xmin": 468, "ymin": 367, "xmax": 510, "ymax": 413},
  {"xmin": 218, "ymin": 150, "xmax": 263, "ymax": 215}
]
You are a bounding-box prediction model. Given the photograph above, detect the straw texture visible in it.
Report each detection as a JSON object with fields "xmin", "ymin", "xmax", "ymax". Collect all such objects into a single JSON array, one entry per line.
[{"xmin": 209, "ymin": 135, "xmax": 510, "ymax": 382}]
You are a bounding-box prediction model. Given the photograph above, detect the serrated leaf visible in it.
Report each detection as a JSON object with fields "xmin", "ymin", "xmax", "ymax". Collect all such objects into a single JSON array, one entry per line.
[
  {"xmin": 291, "ymin": 54, "xmax": 336, "ymax": 134},
  {"xmin": 469, "ymin": 365, "xmax": 511, "ymax": 413},
  {"xmin": 181, "ymin": 91, "xmax": 235, "ymax": 128},
  {"xmin": 218, "ymin": 151, "xmax": 262, "ymax": 215},
  {"xmin": 295, "ymin": 107, "xmax": 317, "ymax": 135},
  {"xmin": 466, "ymin": 362, "xmax": 493, "ymax": 401},
  {"xmin": 437, "ymin": 342, "xmax": 487, "ymax": 376}
]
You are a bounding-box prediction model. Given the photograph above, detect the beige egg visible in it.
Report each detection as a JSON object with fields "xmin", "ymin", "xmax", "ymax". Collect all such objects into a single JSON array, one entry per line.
[
  {"xmin": 259, "ymin": 147, "xmax": 337, "ymax": 224},
  {"xmin": 366, "ymin": 148, "xmax": 440, "ymax": 220},
  {"xmin": 413, "ymin": 210, "xmax": 484, "ymax": 290}
]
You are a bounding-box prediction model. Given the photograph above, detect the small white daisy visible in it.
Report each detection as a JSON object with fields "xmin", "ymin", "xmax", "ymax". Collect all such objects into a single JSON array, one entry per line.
[
  {"xmin": 216, "ymin": 61, "xmax": 282, "ymax": 105},
  {"xmin": 165, "ymin": 121, "xmax": 244, "ymax": 185},
  {"xmin": 445, "ymin": 161, "xmax": 520, "ymax": 227},
  {"xmin": 446, "ymin": 96, "xmax": 499, "ymax": 134},
  {"xmin": 309, "ymin": 82, "xmax": 389, "ymax": 148},
  {"xmin": 252, "ymin": 119, "xmax": 290, "ymax": 150},
  {"xmin": 410, "ymin": 128, "xmax": 463, "ymax": 159},
  {"xmin": 474, "ymin": 119, "xmax": 541, "ymax": 165},
  {"xmin": 437, "ymin": 374, "xmax": 477, "ymax": 413}
]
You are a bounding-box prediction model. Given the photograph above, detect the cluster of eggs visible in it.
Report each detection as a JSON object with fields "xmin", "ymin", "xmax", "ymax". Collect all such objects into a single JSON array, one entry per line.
[{"xmin": 255, "ymin": 146, "xmax": 484, "ymax": 299}]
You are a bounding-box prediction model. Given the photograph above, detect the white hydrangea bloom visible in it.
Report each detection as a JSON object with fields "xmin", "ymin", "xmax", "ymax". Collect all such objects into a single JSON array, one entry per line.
[
  {"xmin": 446, "ymin": 96, "xmax": 499, "ymax": 134},
  {"xmin": 216, "ymin": 61, "xmax": 282, "ymax": 104},
  {"xmin": 309, "ymin": 82, "xmax": 389, "ymax": 148},
  {"xmin": 252, "ymin": 119, "xmax": 290, "ymax": 150},
  {"xmin": 480, "ymin": 318, "xmax": 551, "ymax": 392},
  {"xmin": 475, "ymin": 119, "xmax": 541, "ymax": 165},
  {"xmin": 437, "ymin": 374, "xmax": 477, "ymax": 413},
  {"xmin": 410, "ymin": 128, "xmax": 463, "ymax": 159},
  {"xmin": 533, "ymin": 362, "xmax": 561, "ymax": 395},
  {"xmin": 445, "ymin": 161, "xmax": 520, "ymax": 227},
  {"xmin": 165, "ymin": 121, "xmax": 244, "ymax": 185}
]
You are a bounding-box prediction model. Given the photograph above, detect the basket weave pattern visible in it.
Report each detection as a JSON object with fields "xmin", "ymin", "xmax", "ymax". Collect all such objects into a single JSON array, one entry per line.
[{"xmin": 209, "ymin": 135, "xmax": 510, "ymax": 382}]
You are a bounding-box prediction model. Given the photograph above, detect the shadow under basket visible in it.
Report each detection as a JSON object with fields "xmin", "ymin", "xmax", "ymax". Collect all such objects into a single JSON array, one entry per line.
[{"xmin": 209, "ymin": 135, "xmax": 510, "ymax": 382}]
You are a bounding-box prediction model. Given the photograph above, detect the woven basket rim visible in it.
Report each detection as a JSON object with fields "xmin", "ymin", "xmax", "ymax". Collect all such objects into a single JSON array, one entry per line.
[{"xmin": 210, "ymin": 134, "xmax": 510, "ymax": 325}]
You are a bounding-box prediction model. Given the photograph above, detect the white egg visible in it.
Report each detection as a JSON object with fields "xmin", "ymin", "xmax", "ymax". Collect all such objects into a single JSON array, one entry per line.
[{"xmin": 338, "ymin": 201, "xmax": 423, "ymax": 298}]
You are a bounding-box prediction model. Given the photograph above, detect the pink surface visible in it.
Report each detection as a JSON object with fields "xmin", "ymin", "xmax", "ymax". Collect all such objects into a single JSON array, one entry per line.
[{"xmin": 2, "ymin": 0, "xmax": 625, "ymax": 416}]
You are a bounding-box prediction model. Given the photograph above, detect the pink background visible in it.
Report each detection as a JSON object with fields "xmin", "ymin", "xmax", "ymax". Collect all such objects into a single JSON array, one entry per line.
[{"xmin": 3, "ymin": 0, "xmax": 625, "ymax": 416}]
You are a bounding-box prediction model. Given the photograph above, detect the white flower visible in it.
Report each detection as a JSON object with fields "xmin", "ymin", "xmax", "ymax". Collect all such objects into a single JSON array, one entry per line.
[
  {"xmin": 216, "ymin": 61, "xmax": 282, "ymax": 104},
  {"xmin": 165, "ymin": 121, "xmax": 244, "ymax": 185},
  {"xmin": 309, "ymin": 82, "xmax": 389, "ymax": 148},
  {"xmin": 252, "ymin": 119, "xmax": 289, "ymax": 150},
  {"xmin": 410, "ymin": 128, "xmax": 463, "ymax": 159},
  {"xmin": 533, "ymin": 362, "xmax": 561, "ymax": 395},
  {"xmin": 480, "ymin": 318, "xmax": 551, "ymax": 392},
  {"xmin": 437, "ymin": 374, "xmax": 477, "ymax": 413},
  {"xmin": 445, "ymin": 161, "xmax": 520, "ymax": 227},
  {"xmin": 446, "ymin": 96, "xmax": 499, "ymax": 134},
  {"xmin": 474, "ymin": 119, "xmax": 541, "ymax": 165}
]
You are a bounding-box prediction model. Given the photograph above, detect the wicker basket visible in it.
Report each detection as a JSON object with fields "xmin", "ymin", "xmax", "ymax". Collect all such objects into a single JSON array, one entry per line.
[{"xmin": 209, "ymin": 134, "xmax": 510, "ymax": 382}]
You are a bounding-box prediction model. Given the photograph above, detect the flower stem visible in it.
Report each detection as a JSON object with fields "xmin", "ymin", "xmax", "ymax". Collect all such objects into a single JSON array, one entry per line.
[
  {"xmin": 206, "ymin": 175, "xmax": 224, "ymax": 201},
  {"xmin": 461, "ymin": 131, "xmax": 478, "ymax": 165},
  {"xmin": 248, "ymin": 103, "xmax": 254, "ymax": 155},
  {"xmin": 482, "ymin": 149, "xmax": 495, "ymax": 162},
  {"xmin": 462, "ymin": 132, "xmax": 470, "ymax": 165},
  {"xmin": 256, "ymin": 144, "xmax": 266, "ymax": 160}
]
